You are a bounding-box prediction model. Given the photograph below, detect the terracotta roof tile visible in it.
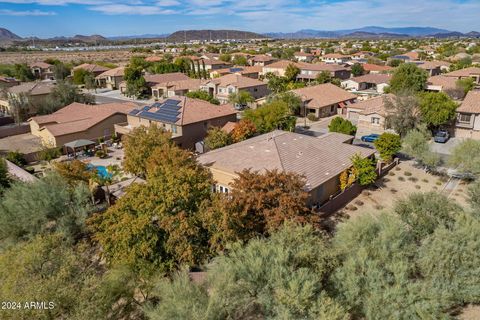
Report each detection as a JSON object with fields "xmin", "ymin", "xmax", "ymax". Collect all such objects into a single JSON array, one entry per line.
[
  {"xmin": 291, "ymin": 83, "xmax": 357, "ymax": 109},
  {"xmin": 457, "ymin": 90, "xmax": 480, "ymax": 114}
]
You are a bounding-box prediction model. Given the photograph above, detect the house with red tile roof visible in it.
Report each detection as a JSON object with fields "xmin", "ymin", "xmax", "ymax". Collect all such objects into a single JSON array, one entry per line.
[
  {"xmin": 95, "ymin": 67, "xmax": 125, "ymax": 90},
  {"xmin": 71, "ymin": 63, "xmax": 110, "ymax": 77},
  {"xmin": 321, "ymin": 53, "xmax": 351, "ymax": 64},
  {"xmin": 115, "ymin": 96, "xmax": 237, "ymax": 149},
  {"xmin": 445, "ymin": 67, "xmax": 480, "ymax": 84},
  {"xmin": 341, "ymin": 74, "xmax": 391, "ymax": 95},
  {"xmin": 29, "ymin": 62, "xmax": 54, "ymax": 80},
  {"xmin": 362, "ymin": 63, "xmax": 393, "ymax": 74},
  {"xmin": 291, "ymin": 83, "xmax": 357, "ymax": 118},
  {"xmin": 201, "ymin": 74, "xmax": 269, "ymax": 104},
  {"xmin": 29, "ymin": 101, "xmax": 136, "ymax": 147},
  {"xmin": 294, "ymin": 51, "xmax": 315, "ymax": 62},
  {"xmin": 198, "ymin": 130, "xmax": 375, "ymax": 205}
]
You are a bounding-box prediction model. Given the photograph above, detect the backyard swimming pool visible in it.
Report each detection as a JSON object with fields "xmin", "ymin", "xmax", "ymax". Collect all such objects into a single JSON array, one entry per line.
[{"xmin": 87, "ymin": 164, "xmax": 112, "ymax": 179}]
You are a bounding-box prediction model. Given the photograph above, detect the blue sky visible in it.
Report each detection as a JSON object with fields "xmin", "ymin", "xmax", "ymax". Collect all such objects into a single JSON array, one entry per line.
[{"xmin": 1, "ymin": 0, "xmax": 479, "ymax": 37}]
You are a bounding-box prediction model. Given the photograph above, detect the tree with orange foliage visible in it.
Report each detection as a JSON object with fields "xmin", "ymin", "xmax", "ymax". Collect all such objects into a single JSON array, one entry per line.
[
  {"xmin": 230, "ymin": 119, "xmax": 257, "ymax": 143},
  {"xmin": 201, "ymin": 169, "xmax": 317, "ymax": 252}
]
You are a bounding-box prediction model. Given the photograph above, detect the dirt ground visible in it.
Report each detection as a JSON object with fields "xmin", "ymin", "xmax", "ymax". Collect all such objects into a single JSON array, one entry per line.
[
  {"xmin": 0, "ymin": 50, "xmax": 134, "ymax": 65},
  {"xmin": 458, "ymin": 305, "xmax": 480, "ymax": 320},
  {"xmin": 339, "ymin": 160, "xmax": 471, "ymax": 220}
]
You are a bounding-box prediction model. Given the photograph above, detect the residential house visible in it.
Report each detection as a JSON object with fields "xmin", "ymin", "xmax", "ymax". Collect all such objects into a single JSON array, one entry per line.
[
  {"xmin": 114, "ymin": 97, "xmax": 237, "ymax": 149},
  {"xmin": 294, "ymin": 52, "xmax": 315, "ymax": 62},
  {"xmin": 455, "ymin": 90, "xmax": 480, "ymax": 139},
  {"xmin": 262, "ymin": 60, "xmax": 296, "ymax": 77},
  {"xmin": 350, "ymin": 51, "xmax": 374, "ymax": 61},
  {"xmin": 414, "ymin": 61, "xmax": 442, "ymax": 76},
  {"xmin": 445, "ymin": 67, "xmax": 480, "ymax": 84},
  {"xmin": 346, "ymin": 94, "xmax": 394, "ymax": 138},
  {"xmin": 362, "ymin": 63, "xmax": 393, "ymax": 74},
  {"xmin": 29, "ymin": 102, "xmax": 136, "ymax": 147},
  {"xmin": 426, "ymin": 75, "xmax": 458, "ymax": 93},
  {"xmin": 0, "ymin": 81, "xmax": 56, "ymax": 116},
  {"xmin": 121, "ymin": 72, "xmax": 190, "ymax": 96},
  {"xmin": 249, "ymin": 55, "xmax": 276, "ymax": 66},
  {"xmin": 321, "ymin": 53, "xmax": 351, "ymax": 64},
  {"xmin": 341, "ymin": 74, "xmax": 391, "ymax": 95},
  {"xmin": 151, "ymin": 78, "xmax": 203, "ymax": 99},
  {"xmin": 197, "ymin": 130, "xmax": 375, "ymax": 205},
  {"xmin": 193, "ymin": 59, "xmax": 231, "ymax": 73},
  {"xmin": 96, "ymin": 67, "xmax": 125, "ymax": 90},
  {"xmin": 29, "ymin": 62, "xmax": 54, "ymax": 80},
  {"xmin": 201, "ymin": 74, "xmax": 269, "ymax": 104},
  {"xmin": 71, "ymin": 63, "xmax": 110, "ymax": 77},
  {"xmin": 291, "ymin": 83, "xmax": 357, "ymax": 118},
  {"xmin": 389, "ymin": 51, "xmax": 420, "ymax": 62},
  {"xmin": 210, "ymin": 66, "xmax": 262, "ymax": 79},
  {"xmin": 297, "ymin": 62, "xmax": 352, "ymax": 81}
]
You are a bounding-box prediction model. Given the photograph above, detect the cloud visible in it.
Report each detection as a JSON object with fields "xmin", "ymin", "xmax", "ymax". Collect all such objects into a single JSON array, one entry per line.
[
  {"xmin": 156, "ymin": 0, "xmax": 180, "ymax": 6},
  {"xmin": 89, "ymin": 4, "xmax": 176, "ymax": 15},
  {"xmin": 0, "ymin": 8, "xmax": 56, "ymax": 15}
]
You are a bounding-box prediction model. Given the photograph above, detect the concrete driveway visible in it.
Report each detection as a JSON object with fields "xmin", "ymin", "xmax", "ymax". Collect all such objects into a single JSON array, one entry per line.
[
  {"xmin": 429, "ymin": 137, "xmax": 465, "ymax": 156},
  {"xmin": 92, "ymin": 90, "xmax": 152, "ymax": 106}
]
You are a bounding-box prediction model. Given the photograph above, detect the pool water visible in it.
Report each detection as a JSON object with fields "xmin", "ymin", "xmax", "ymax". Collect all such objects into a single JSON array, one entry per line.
[{"xmin": 87, "ymin": 164, "xmax": 112, "ymax": 179}]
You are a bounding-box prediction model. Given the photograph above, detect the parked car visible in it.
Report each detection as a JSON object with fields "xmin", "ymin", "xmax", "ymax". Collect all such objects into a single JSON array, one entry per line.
[
  {"xmin": 434, "ymin": 130, "xmax": 450, "ymax": 143},
  {"xmin": 360, "ymin": 133, "xmax": 380, "ymax": 143}
]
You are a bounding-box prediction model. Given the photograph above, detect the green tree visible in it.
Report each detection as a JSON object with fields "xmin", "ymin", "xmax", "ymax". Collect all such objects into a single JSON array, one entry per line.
[
  {"xmin": 0, "ymin": 157, "xmax": 11, "ymax": 190},
  {"xmin": 232, "ymin": 54, "xmax": 247, "ymax": 66},
  {"xmin": 266, "ymin": 73, "xmax": 288, "ymax": 93},
  {"xmin": 402, "ymin": 126, "xmax": 440, "ymax": 169},
  {"xmin": 374, "ymin": 132, "xmax": 402, "ymax": 162},
  {"xmin": 468, "ymin": 180, "xmax": 480, "ymax": 212},
  {"xmin": 455, "ymin": 78, "xmax": 475, "ymax": 97},
  {"xmin": 269, "ymin": 91, "xmax": 302, "ymax": 114},
  {"xmin": 5, "ymin": 150, "xmax": 26, "ymax": 166},
  {"xmin": 393, "ymin": 192, "xmax": 461, "ymax": 241},
  {"xmin": 351, "ymin": 63, "xmax": 364, "ymax": 77},
  {"xmin": 243, "ymin": 100, "xmax": 296, "ymax": 133},
  {"xmin": 389, "ymin": 63, "xmax": 428, "ymax": 94},
  {"xmin": 91, "ymin": 164, "xmax": 121, "ymax": 206},
  {"xmin": 328, "ymin": 117, "xmax": 357, "ymax": 135},
  {"xmin": 219, "ymin": 53, "xmax": 231, "ymax": 63},
  {"xmin": 52, "ymin": 61, "xmax": 70, "ymax": 80},
  {"xmin": 185, "ymin": 90, "xmax": 220, "ymax": 105},
  {"xmin": 122, "ymin": 124, "xmax": 172, "ymax": 177},
  {"xmin": 13, "ymin": 63, "xmax": 35, "ymax": 81},
  {"xmin": 201, "ymin": 170, "xmax": 316, "ymax": 252},
  {"xmin": 204, "ymin": 126, "xmax": 231, "ymax": 150},
  {"xmin": 0, "ymin": 173, "xmax": 91, "ymax": 243},
  {"xmin": 228, "ymin": 90, "xmax": 254, "ymax": 107},
  {"xmin": 72, "ymin": 68, "xmax": 93, "ymax": 85},
  {"xmin": 7, "ymin": 92, "xmax": 30, "ymax": 123},
  {"xmin": 449, "ymin": 139, "xmax": 480, "ymax": 177},
  {"xmin": 284, "ymin": 63, "xmax": 300, "ymax": 82},
  {"xmin": 332, "ymin": 213, "xmax": 446, "ymax": 319},
  {"xmin": 418, "ymin": 213, "xmax": 480, "ymax": 306},
  {"xmin": 384, "ymin": 94, "xmax": 420, "ymax": 137},
  {"xmin": 316, "ymin": 70, "xmax": 333, "ymax": 84},
  {"xmin": 418, "ymin": 92, "xmax": 458, "ymax": 127},
  {"xmin": 39, "ymin": 81, "xmax": 95, "ymax": 115},
  {"xmin": 90, "ymin": 144, "xmax": 212, "ymax": 272},
  {"xmin": 350, "ymin": 154, "xmax": 377, "ymax": 186},
  {"xmin": 146, "ymin": 224, "xmax": 347, "ymax": 320}
]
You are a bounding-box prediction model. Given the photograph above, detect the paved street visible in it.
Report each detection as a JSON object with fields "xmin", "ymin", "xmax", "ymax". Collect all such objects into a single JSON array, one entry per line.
[{"xmin": 91, "ymin": 89, "xmax": 151, "ymax": 106}]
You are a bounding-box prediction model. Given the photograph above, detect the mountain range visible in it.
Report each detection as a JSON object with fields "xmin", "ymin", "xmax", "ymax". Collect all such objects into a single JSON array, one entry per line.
[
  {"xmin": 1, "ymin": 26, "xmax": 480, "ymax": 44},
  {"xmin": 266, "ymin": 26, "xmax": 480, "ymax": 39}
]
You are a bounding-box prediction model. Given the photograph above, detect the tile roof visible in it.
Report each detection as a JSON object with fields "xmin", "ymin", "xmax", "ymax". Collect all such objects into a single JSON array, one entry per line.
[
  {"xmin": 362, "ymin": 64, "xmax": 393, "ymax": 73},
  {"xmin": 8, "ymin": 81, "xmax": 56, "ymax": 95},
  {"xmin": 198, "ymin": 130, "xmax": 375, "ymax": 190},
  {"xmin": 130, "ymin": 96, "xmax": 237, "ymax": 126},
  {"xmin": 298, "ymin": 62, "xmax": 350, "ymax": 72},
  {"xmin": 96, "ymin": 67, "xmax": 125, "ymax": 78},
  {"xmin": 427, "ymin": 75, "xmax": 458, "ymax": 91},
  {"xmin": 445, "ymin": 67, "xmax": 480, "ymax": 78},
  {"xmin": 73, "ymin": 63, "xmax": 109, "ymax": 73},
  {"xmin": 30, "ymin": 102, "xmax": 136, "ymax": 137},
  {"xmin": 251, "ymin": 55, "xmax": 276, "ymax": 62},
  {"xmin": 221, "ymin": 121, "xmax": 237, "ymax": 134},
  {"xmin": 205, "ymin": 74, "xmax": 266, "ymax": 89},
  {"xmin": 29, "ymin": 62, "xmax": 52, "ymax": 69},
  {"xmin": 457, "ymin": 90, "xmax": 480, "ymax": 114},
  {"xmin": 348, "ymin": 73, "xmax": 391, "ymax": 84},
  {"xmin": 350, "ymin": 94, "xmax": 394, "ymax": 116},
  {"xmin": 291, "ymin": 83, "xmax": 357, "ymax": 109},
  {"xmin": 153, "ymin": 78, "xmax": 204, "ymax": 91}
]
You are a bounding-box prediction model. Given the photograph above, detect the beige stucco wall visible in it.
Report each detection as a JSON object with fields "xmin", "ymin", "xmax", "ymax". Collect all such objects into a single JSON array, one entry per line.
[{"xmin": 32, "ymin": 113, "xmax": 127, "ymax": 147}]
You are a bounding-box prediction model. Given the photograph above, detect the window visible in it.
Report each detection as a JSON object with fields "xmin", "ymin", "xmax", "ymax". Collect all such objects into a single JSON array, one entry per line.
[
  {"xmin": 371, "ymin": 117, "xmax": 380, "ymax": 125},
  {"xmin": 458, "ymin": 113, "xmax": 472, "ymax": 123},
  {"xmin": 254, "ymin": 88, "xmax": 258, "ymax": 92},
  {"xmin": 171, "ymin": 124, "xmax": 177, "ymax": 134}
]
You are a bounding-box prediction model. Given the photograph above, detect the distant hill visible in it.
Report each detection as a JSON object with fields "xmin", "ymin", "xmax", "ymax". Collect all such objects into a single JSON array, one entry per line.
[
  {"xmin": 0, "ymin": 27, "xmax": 22, "ymax": 41},
  {"xmin": 108, "ymin": 34, "xmax": 170, "ymax": 40},
  {"xmin": 71, "ymin": 34, "xmax": 107, "ymax": 43},
  {"xmin": 167, "ymin": 30, "xmax": 266, "ymax": 42},
  {"xmin": 266, "ymin": 26, "xmax": 476, "ymax": 39},
  {"xmin": 341, "ymin": 31, "xmax": 409, "ymax": 39}
]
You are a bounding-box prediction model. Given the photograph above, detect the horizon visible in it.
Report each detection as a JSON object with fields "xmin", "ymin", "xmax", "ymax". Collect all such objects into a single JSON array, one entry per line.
[{"xmin": 0, "ymin": 0, "xmax": 480, "ymax": 38}]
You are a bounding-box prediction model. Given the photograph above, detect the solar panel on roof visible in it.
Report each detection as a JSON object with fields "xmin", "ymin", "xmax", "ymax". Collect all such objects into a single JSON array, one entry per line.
[
  {"xmin": 142, "ymin": 106, "xmax": 150, "ymax": 111},
  {"xmin": 129, "ymin": 109, "xmax": 140, "ymax": 115},
  {"xmin": 164, "ymin": 99, "xmax": 181, "ymax": 105}
]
